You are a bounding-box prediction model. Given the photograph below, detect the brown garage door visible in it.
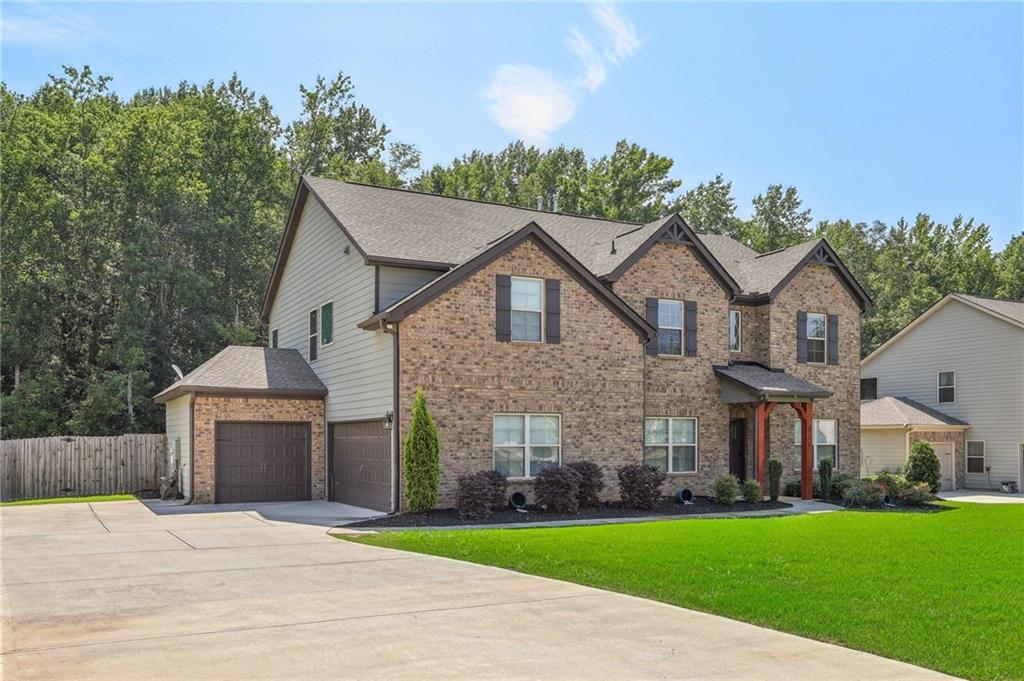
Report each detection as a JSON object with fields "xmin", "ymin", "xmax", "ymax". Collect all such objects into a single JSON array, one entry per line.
[
  {"xmin": 329, "ymin": 421, "xmax": 391, "ymax": 511},
  {"xmin": 215, "ymin": 422, "xmax": 311, "ymax": 503}
]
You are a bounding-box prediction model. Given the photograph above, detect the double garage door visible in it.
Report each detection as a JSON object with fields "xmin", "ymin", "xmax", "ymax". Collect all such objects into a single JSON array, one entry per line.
[{"xmin": 215, "ymin": 422, "xmax": 311, "ymax": 503}]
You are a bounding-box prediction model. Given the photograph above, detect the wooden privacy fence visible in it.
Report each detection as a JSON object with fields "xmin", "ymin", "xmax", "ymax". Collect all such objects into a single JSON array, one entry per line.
[{"xmin": 1, "ymin": 434, "xmax": 166, "ymax": 502}]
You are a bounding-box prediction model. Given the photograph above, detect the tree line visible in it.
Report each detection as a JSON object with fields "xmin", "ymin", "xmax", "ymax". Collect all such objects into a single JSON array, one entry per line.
[{"xmin": 2, "ymin": 67, "xmax": 1020, "ymax": 438}]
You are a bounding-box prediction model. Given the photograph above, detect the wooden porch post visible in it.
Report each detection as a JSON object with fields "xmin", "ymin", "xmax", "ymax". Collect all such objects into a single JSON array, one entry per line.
[{"xmin": 791, "ymin": 401, "xmax": 814, "ymax": 500}]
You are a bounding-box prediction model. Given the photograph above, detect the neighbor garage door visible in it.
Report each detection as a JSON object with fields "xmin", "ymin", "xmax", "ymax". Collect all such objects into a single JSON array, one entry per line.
[
  {"xmin": 329, "ymin": 421, "xmax": 391, "ymax": 512},
  {"xmin": 215, "ymin": 422, "xmax": 311, "ymax": 503}
]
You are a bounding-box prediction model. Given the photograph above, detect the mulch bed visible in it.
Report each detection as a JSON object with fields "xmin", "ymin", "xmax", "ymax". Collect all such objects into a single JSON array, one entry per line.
[{"xmin": 345, "ymin": 496, "xmax": 792, "ymax": 529}]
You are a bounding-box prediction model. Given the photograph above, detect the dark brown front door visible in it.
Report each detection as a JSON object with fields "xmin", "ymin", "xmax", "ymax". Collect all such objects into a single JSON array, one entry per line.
[
  {"xmin": 215, "ymin": 422, "xmax": 311, "ymax": 503},
  {"xmin": 729, "ymin": 419, "xmax": 747, "ymax": 481},
  {"xmin": 329, "ymin": 421, "xmax": 391, "ymax": 512}
]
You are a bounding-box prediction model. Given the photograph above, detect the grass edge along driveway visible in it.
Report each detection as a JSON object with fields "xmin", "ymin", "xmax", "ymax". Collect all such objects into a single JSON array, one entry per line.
[
  {"xmin": 0, "ymin": 494, "xmax": 136, "ymax": 506},
  {"xmin": 346, "ymin": 503, "xmax": 1022, "ymax": 681}
]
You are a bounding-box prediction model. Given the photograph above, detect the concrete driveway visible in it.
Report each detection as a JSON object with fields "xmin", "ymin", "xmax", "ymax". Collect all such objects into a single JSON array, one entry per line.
[{"xmin": 2, "ymin": 500, "xmax": 954, "ymax": 680}]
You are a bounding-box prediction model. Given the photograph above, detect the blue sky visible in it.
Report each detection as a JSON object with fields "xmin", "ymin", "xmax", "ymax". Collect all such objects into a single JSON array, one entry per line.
[{"xmin": 4, "ymin": 2, "xmax": 1021, "ymax": 248}]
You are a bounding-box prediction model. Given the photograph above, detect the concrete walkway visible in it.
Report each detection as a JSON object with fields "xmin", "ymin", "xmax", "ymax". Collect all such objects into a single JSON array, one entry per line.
[
  {"xmin": 939, "ymin": 489, "xmax": 1024, "ymax": 504},
  {"xmin": 1, "ymin": 499, "xmax": 955, "ymax": 680}
]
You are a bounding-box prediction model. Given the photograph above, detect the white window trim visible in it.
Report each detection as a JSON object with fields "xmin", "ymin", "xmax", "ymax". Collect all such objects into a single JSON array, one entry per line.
[
  {"xmin": 320, "ymin": 300, "xmax": 334, "ymax": 348},
  {"xmin": 510, "ymin": 276, "xmax": 544, "ymax": 344},
  {"xmin": 937, "ymin": 370, "xmax": 955, "ymax": 404},
  {"xmin": 966, "ymin": 439, "xmax": 985, "ymax": 474},
  {"xmin": 729, "ymin": 309, "xmax": 742, "ymax": 353},
  {"xmin": 492, "ymin": 413, "xmax": 561, "ymax": 479},
  {"xmin": 794, "ymin": 418, "xmax": 838, "ymax": 469},
  {"xmin": 806, "ymin": 312, "xmax": 827, "ymax": 365},
  {"xmin": 308, "ymin": 308, "xmax": 318, "ymax": 361},
  {"xmin": 643, "ymin": 417, "xmax": 699, "ymax": 473},
  {"xmin": 657, "ymin": 299, "xmax": 685, "ymax": 357},
  {"xmin": 270, "ymin": 328, "xmax": 279, "ymax": 349}
]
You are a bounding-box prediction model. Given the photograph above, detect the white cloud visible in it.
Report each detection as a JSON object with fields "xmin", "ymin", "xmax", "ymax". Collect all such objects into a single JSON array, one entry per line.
[
  {"xmin": 484, "ymin": 3, "xmax": 640, "ymax": 143},
  {"xmin": 1, "ymin": 4, "xmax": 114, "ymax": 48},
  {"xmin": 484, "ymin": 65, "xmax": 577, "ymax": 145}
]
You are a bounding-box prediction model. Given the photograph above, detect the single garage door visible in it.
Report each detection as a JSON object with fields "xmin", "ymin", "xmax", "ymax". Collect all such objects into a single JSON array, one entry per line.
[
  {"xmin": 215, "ymin": 422, "xmax": 311, "ymax": 503},
  {"xmin": 329, "ymin": 421, "xmax": 391, "ymax": 511}
]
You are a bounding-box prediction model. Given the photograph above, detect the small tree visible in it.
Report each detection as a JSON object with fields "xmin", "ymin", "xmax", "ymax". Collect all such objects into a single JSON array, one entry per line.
[
  {"xmin": 817, "ymin": 458, "xmax": 834, "ymax": 500},
  {"xmin": 767, "ymin": 458, "xmax": 783, "ymax": 501},
  {"xmin": 403, "ymin": 388, "xmax": 439, "ymax": 512},
  {"xmin": 905, "ymin": 440, "xmax": 941, "ymax": 493}
]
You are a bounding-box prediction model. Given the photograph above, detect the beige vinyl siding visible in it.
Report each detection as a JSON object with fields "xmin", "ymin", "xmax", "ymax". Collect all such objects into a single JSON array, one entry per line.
[
  {"xmin": 862, "ymin": 301, "xmax": 1024, "ymax": 487},
  {"xmin": 378, "ymin": 266, "xmax": 441, "ymax": 310},
  {"xmin": 268, "ymin": 197, "xmax": 392, "ymax": 421},
  {"xmin": 164, "ymin": 394, "xmax": 191, "ymax": 498},
  {"xmin": 861, "ymin": 429, "xmax": 907, "ymax": 476}
]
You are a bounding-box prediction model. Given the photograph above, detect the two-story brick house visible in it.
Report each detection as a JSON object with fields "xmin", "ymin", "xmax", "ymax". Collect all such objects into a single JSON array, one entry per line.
[{"xmin": 156, "ymin": 176, "xmax": 871, "ymax": 510}]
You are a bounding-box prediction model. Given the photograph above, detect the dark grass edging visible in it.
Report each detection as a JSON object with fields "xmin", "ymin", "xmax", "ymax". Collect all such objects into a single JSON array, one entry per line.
[{"xmin": 342, "ymin": 496, "xmax": 793, "ymax": 531}]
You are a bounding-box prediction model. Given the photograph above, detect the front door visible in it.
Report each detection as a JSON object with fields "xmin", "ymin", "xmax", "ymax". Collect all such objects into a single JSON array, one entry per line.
[
  {"xmin": 729, "ymin": 419, "xmax": 747, "ymax": 481},
  {"xmin": 933, "ymin": 442, "xmax": 954, "ymax": 491}
]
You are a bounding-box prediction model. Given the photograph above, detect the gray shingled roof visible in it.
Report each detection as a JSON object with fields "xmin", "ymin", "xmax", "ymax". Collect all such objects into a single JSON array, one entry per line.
[
  {"xmin": 154, "ymin": 346, "xmax": 327, "ymax": 403},
  {"xmin": 861, "ymin": 396, "xmax": 969, "ymax": 428},
  {"xmin": 955, "ymin": 294, "xmax": 1024, "ymax": 326},
  {"xmin": 713, "ymin": 363, "xmax": 832, "ymax": 398}
]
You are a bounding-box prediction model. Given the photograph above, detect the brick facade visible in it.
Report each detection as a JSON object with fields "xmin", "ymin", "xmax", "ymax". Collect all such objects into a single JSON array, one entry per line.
[
  {"xmin": 729, "ymin": 303, "xmax": 769, "ymax": 366},
  {"xmin": 191, "ymin": 396, "xmax": 326, "ymax": 503}
]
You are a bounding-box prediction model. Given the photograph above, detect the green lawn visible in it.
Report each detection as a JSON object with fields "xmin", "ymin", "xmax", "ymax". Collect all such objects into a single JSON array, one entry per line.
[
  {"xmin": 347, "ymin": 503, "xmax": 1023, "ymax": 681},
  {"xmin": 0, "ymin": 494, "xmax": 136, "ymax": 506}
]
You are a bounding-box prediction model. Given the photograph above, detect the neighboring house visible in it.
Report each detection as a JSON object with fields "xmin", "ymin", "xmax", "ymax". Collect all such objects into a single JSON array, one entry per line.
[
  {"xmin": 860, "ymin": 294, "xmax": 1024, "ymax": 490},
  {"xmin": 156, "ymin": 176, "xmax": 872, "ymax": 510}
]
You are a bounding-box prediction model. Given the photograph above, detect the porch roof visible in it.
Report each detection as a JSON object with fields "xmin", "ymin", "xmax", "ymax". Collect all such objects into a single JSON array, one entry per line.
[{"xmin": 714, "ymin": 363, "xmax": 832, "ymax": 402}]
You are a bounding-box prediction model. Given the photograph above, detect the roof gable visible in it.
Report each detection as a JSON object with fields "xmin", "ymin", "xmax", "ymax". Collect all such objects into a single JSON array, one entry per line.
[{"xmin": 359, "ymin": 222, "xmax": 655, "ymax": 341}]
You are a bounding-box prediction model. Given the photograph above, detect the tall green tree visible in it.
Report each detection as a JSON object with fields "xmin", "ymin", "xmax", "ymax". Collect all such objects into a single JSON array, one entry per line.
[
  {"xmin": 996, "ymin": 233, "xmax": 1024, "ymax": 300},
  {"xmin": 672, "ymin": 174, "xmax": 742, "ymax": 237},
  {"xmin": 740, "ymin": 184, "xmax": 813, "ymax": 251}
]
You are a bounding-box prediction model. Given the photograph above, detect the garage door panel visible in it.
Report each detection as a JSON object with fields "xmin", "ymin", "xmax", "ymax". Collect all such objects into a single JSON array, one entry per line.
[
  {"xmin": 215, "ymin": 423, "xmax": 310, "ymax": 503},
  {"xmin": 330, "ymin": 422, "xmax": 391, "ymax": 512}
]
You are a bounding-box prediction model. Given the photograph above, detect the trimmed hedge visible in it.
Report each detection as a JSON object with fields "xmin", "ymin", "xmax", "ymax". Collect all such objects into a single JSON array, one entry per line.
[
  {"xmin": 742, "ymin": 478, "xmax": 762, "ymax": 504},
  {"xmin": 767, "ymin": 458, "xmax": 783, "ymax": 501},
  {"xmin": 617, "ymin": 464, "xmax": 666, "ymax": 510},
  {"xmin": 714, "ymin": 474, "xmax": 740, "ymax": 505},
  {"xmin": 906, "ymin": 440, "xmax": 942, "ymax": 493},
  {"xmin": 455, "ymin": 471, "xmax": 507, "ymax": 521},
  {"xmin": 535, "ymin": 466, "xmax": 582, "ymax": 513},
  {"xmin": 565, "ymin": 461, "xmax": 604, "ymax": 508}
]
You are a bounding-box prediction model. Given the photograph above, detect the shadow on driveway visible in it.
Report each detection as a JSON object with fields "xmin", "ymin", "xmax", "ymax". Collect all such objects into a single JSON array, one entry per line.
[{"xmin": 141, "ymin": 499, "xmax": 385, "ymax": 527}]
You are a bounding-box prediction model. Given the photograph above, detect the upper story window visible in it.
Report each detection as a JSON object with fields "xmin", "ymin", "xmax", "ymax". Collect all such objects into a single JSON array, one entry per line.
[
  {"xmin": 510, "ymin": 277, "xmax": 543, "ymax": 342},
  {"xmin": 657, "ymin": 300, "xmax": 684, "ymax": 355},
  {"xmin": 308, "ymin": 309, "xmax": 318, "ymax": 361},
  {"xmin": 644, "ymin": 417, "xmax": 698, "ymax": 473},
  {"xmin": 794, "ymin": 419, "xmax": 838, "ymax": 468},
  {"xmin": 270, "ymin": 329, "xmax": 279, "ymax": 349},
  {"xmin": 860, "ymin": 377, "xmax": 877, "ymax": 401},
  {"xmin": 320, "ymin": 301, "xmax": 334, "ymax": 346},
  {"xmin": 937, "ymin": 371, "xmax": 955, "ymax": 403},
  {"xmin": 493, "ymin": 414, "xmax": 560, "ymax": 478},
  {"xmin": 806, "ymin": 312, "xmax": 827, "ymax": 364},
  {"xmin": 729, "ymin": 310, "xmax": 741, "ymax": 353}
]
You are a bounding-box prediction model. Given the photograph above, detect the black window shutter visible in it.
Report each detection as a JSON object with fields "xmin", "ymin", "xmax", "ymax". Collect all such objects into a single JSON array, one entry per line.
[
  {"xmin": 495, "ymin": 275, "xmax": 511, "ymax": 342},
  {"xmin": 545, "ymin": 279, "xmax": 561, "ymax": 344},
  {"xmin": 796, "ymin": 310, "xmax": 807, "ymax": 363},
  {"xmin": 645, "ymin": 297, "xmax": 659, "ymax": 356},
  {"xmin": 684, "ymin": 300, "xmax": 698, "ymax": 356},
  {"xmin": 827, "ymin": 314, "xmax": 839, "ymax": 365}
]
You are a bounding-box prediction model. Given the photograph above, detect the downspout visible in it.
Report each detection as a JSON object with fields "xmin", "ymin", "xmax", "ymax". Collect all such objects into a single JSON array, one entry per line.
[
  {"xmin": 383, "ymin": 319, "xmax": 400, "ymax": 514},
  {"xmin": 186, "ymin": 391, "xmax": 196, "ymax": 504}
]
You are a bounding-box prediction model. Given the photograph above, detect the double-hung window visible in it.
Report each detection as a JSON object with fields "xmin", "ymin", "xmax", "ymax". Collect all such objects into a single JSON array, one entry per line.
[
  {"xmin": 644, "ymin": 417, "xmax": 698, "ymax": 473},
  {"xmin": 966, "ymin": 441, "xmax": 985, "ymax": 473},
  {"xmin": 794, "ymin": 419, "xmax": 838, "ymax": 468},
  {"xmin": 729, "ymin": 309, "xmax": 741, "ymax": 353},
  {"xmin": 937, "ymin": 371, "xmax": 955, "ymax": 403},
  {"xmin": 510, "ymin": 277, "xmax": 543, "ymax": 342},
  {"xmin": 805, "ymin": 312, "xmax": 827, "ymax": 363},
  {"xmin": 657, "ymin": 300, "xmax": 684, "ymax": 356},
  {"xmin": 308, "ymin": 309, "xmax": 318, "ymax": 361},
  {"xmin": 493, "ymin": 414, "xmax": 560, "ymax": 477}
]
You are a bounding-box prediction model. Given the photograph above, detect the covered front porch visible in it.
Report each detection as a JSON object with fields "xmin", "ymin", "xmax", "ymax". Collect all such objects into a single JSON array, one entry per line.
[{"xmin": 715, "ymin": 363, "xmax": 833, "ymax": 500}]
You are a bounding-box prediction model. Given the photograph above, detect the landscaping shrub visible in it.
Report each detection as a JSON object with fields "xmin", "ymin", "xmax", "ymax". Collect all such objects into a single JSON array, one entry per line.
[
  {"xmin": 905, "ymin": 440, "xmax": 941, "ymax": 493},
  {"xmin": 817, "ymin": 458, "xmax": 833, "ymax": 500},
  {"xmin": 742, "ymin": 478, "xmax": 762, "ymax": 504},
  {"xmin": 565, "ymin": 461, "xmax": 604, "ymax": 508},
  {"xmin": 783, "ymin": 480, "xmax": 802, "ymax": 497},
  {"xmin": 534, "ymin": 466, "xmax": 582, "ymax": 513},
  {"xmin": 456, "ymin": 471, "xmax": 501, "ymax": 521},
  {"xmin": 869, "ymin": 471, "xmax": 909, "ymax": 498},
  {"xmin": 831, "ymin": 473, "xmax": 857, "ymax": 498},
  {"xmin": 480, "ymin": 469, "xmax": 509, "ymax": 511},
  {"xmin": 897, "ymin": 482, "xmax": 935, "ymax": 506},
  {"xmin": 767, "ymin": 458, "xmax": 783, "ymax": 501},
  {"xmin": 843, "ymin": 479, "xmax": 885, "ymax": 508},
  {"xmin": 713, "ymin": 474, "xmax": 740, "ymax": 505},
  {"xmin": 403, "ymin": 387, "xmax": 439, "ymax": 512},
  {"xmin": 617, "ymin": 464, "xmax": 666, "ymax": 510}
]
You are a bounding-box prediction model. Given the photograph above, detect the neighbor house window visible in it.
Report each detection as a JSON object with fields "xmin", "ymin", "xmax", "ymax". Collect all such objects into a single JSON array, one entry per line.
[
  {"xmin": 966, "ymin": 441, "xmax": 985, "ymax": 474},
  {"xmin": 657, "ymin": 300, "xmax": 684, "ymax": 355},
  {"xmin": 510, "ymin": 277, "xmax": 543, "ymax": 342},
  {"xmin": 806, "ymin": 313, "xmax": 827, "ymax": 363},
  {"xmin": 270, "ymin": 329, "xmax": 278, "ymax": 348},
  {"xmin": 320, "ymin": 301, "xmax": 334, "ymax": 346},
  {"xmin": 860, "ymin": 377, "xmax": 877, "ymax": 400},
  {"xmin": 729, "ymin": 310, "xmax": 741, "ymax": 353},
  {"xmin": 308, "ymin": 309, "xmax": 318, "ymax": 361},
  {"xmin": 493, "ymin": 414, "xmax": 560, "ymax": 477},
  {"xmin": 795, "ymin": 419, "xmax": 838, "ymax": 468},
  {"xmin": 644, "ymin": 417, "xmax": 698, "ymax": 473},
  {"xmin": 938, "ymin": 371, "xmax": 955, "ymax": 403}
]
